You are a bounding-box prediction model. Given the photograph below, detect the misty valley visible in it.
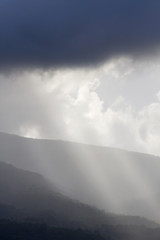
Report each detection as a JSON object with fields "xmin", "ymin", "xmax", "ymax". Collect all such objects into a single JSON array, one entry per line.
[{"xmin": 0, "ymin": 132, "xmax": 160, "ymax": 239}]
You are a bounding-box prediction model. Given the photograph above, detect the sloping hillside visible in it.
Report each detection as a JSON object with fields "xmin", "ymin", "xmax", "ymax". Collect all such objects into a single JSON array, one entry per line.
[
  {"xmin": 0, "ymin": 132, "xmax": 160, "ymax": 222},
  {"xmin": 0, "ymin": 162, "xmax": 158, "ymax": 230}
]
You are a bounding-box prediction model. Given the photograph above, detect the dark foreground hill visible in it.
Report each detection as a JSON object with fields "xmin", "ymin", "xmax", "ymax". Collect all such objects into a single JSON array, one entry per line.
[
  {"xmin": 1, "ymin": 220, "xmax": 160, "ymax": 240},
  {"xmin": 0, "ymin": 162, "xmax": 160, "ymax": 239},
  {"xmin": 0, "ymin": 162, "xmax": 158, "ymax": 229},
  {"xmin": 0, "ymin": 220, "xmax": 105, "ymax": 240},
  {"xmin": 0, "ymin": 132, "xmax": 160, "ymax": 222}
]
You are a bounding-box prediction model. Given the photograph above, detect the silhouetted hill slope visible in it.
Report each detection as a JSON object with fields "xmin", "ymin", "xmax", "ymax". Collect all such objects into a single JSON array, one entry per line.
[
  {"xmin": 0, "ymin": 220, "xmax": 105, "ymax": 240},
  {"xmin": 1, "ymin": 220, "xmax": 160, "ymax": 240},
  {"xmin": 0, "ymin": 162, "xmax": 158, "ymax": 230},
  {"xmin": 0, "ymin": 132, "xmax": 160, "ymax": 222}
]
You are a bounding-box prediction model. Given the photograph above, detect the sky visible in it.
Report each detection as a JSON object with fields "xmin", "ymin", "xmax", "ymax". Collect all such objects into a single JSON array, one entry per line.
[{"xmin": 1, "ymin": 0, "xmax": 160, "ymax": 156}]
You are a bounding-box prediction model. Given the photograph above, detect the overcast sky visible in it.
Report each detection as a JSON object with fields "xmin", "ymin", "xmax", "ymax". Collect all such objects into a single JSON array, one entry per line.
[{"xmin": 1, "ymin": 0, "xmax": 160, "ymax": 156}]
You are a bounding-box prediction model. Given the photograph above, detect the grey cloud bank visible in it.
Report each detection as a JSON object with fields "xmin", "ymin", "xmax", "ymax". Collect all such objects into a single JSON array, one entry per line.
[{"xmin": 0, "ymin": 0, "xmax": 160, "ymax": 69}]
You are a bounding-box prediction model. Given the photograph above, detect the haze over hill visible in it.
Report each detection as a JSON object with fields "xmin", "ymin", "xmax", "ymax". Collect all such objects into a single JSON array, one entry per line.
[
  {"xmin": 0, "ymin": 132, "xmax": 160, "ymax": 223},
  {"xmin": 1, "ymin": 161, "xmax": 160, "ymax": 240},
  {"xmin": 1, "ymin": 161, "xmax": 158, "ymax": 229}
]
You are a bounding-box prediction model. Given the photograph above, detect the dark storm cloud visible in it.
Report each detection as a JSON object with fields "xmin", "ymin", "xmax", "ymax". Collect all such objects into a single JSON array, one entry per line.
[{"xmin": 1, "ymin": 0, "xmax": 160, "ymax": 69}]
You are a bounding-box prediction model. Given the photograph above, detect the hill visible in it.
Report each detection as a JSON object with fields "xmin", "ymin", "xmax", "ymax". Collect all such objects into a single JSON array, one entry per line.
[
  {"xmin": 0, "ymin": 132, "xmax": 160, "ymax": 222},
  {"xmin": 0, "ymin": 162, "xmax": 158, "ymax": 230}
]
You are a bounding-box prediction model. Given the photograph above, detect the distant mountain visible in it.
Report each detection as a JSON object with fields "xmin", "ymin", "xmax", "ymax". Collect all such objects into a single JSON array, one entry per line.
[
  {"xmin": 0, "ymin": 162, "xmax": 158, "ymax": 230},
  {"xmin": 0, "ymin": 132, "xmax": 160, "ymax": 222}
]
